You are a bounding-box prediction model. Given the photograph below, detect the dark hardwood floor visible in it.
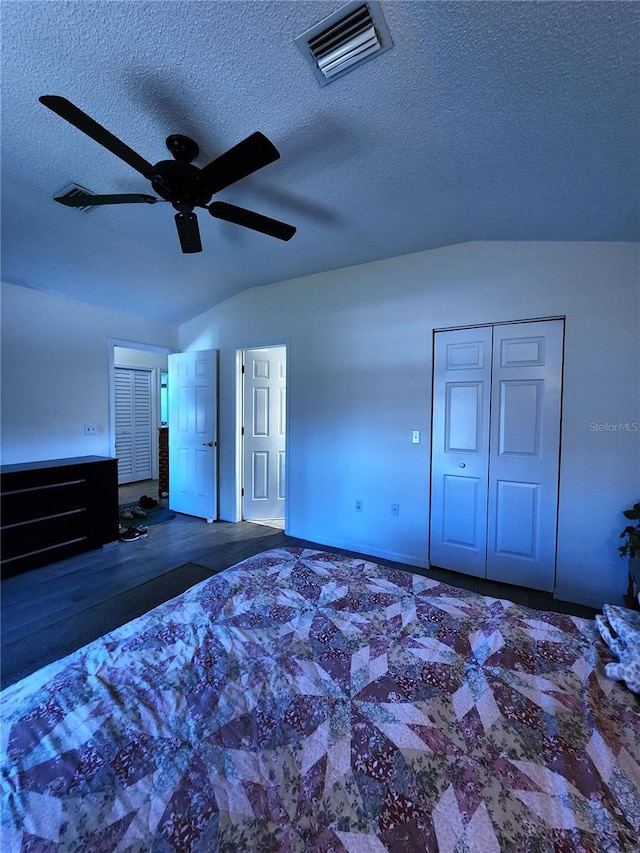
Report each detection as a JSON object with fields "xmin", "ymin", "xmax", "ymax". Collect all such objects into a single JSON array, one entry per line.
[{"xmin": 1, "ymin": 479, "xmax": 598, "ymax": 689}]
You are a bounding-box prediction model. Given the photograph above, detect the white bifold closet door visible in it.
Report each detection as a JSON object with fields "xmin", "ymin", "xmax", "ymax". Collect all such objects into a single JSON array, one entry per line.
[
  {"xmin": 115, "ymin": 367, "xmax": 153, "ymax": 484},
  {"xmin": 430, "ymin": 319, "xmax": 563, "ymax": 592}
]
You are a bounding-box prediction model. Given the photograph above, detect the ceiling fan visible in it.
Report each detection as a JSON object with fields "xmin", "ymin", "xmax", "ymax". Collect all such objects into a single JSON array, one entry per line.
[{"xmin": 39, "ymin": 95, "xmax": 296, "ymax": 253}]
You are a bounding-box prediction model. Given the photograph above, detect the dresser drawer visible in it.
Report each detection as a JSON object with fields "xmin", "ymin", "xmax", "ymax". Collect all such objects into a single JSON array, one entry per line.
[
  {"xmin": 1, "ymin": 509, "xmax": 89, "ymax": 561},
  {"xmin": 1, "ymin": 479, "xmax": 88, "ymax": 525}
]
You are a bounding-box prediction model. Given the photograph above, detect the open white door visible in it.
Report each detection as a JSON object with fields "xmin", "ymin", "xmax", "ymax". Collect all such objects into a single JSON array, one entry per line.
[
  {"xmin": 243, "ymin": 346, "xmax": 286, "ymax": 520},
  {"xmin": 168, "ymin": 350, "xmax": 217, "ymax": 521}
]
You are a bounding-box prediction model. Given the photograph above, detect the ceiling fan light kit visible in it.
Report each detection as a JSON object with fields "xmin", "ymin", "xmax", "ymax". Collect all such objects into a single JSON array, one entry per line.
[{"xmin": 39, "ymin": 95, "xmax": 296, "ymax": 254}]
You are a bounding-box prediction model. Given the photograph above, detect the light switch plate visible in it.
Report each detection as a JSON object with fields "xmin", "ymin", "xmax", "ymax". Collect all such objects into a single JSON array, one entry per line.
[{"xmin": 412, "ymin": 430, "xmax": 420, "ymax": 444}]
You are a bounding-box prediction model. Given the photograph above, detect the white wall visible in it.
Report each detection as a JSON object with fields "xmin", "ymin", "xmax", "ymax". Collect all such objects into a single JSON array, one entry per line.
[
  {"xmin": 179, "ymin": 241, "xmax": 640, "ymax": 608},
  {"xmin": 114, "ymin": 346, "xmax": 168, "ymax": 370},
  {"xmin": 1, "ymin": 282, "xmax": 178, "ymax": 464}
]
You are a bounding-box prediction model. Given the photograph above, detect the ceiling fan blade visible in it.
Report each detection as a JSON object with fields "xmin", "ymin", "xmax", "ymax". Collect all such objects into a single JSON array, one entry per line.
[
  {"xmin": 199, "ymin": 132, "xmax": 280, "ymax": 195},
  {"xmin": 39, "ymin": 95, "xmax": 155, "ymax": 177},
  {"xmin": 175, "ymin": 211, "xmax": 202, "ymax": 253},
  {"xmin": 54, "ymin": 193, "xmax": 158, "ymax": 206},
  {"xmin": 209, "ymin": 201, "xmax": 296, "ymax": 241}
]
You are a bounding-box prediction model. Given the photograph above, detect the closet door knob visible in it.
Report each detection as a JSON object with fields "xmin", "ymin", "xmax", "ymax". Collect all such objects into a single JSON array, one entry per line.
[
  {"xmin": 202, "ymin": 441, "xmax": 215, "ymax": 447},
  {"xmin": 459, "ymin": 462, "xmax": 466, "ymax": 468}
]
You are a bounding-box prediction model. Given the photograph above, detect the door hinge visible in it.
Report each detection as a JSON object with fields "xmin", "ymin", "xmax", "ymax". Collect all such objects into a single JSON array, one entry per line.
[
  {"xmin": 241, "ymin": 487, "xmax": 245, "ymax": 497},
  {"xmin": 242, "ymin": 364, "xmax": 245, "ymax": 374},
  {"xmin": 241, "ymin": 426, "xmax": 245, "ymax": 436}
]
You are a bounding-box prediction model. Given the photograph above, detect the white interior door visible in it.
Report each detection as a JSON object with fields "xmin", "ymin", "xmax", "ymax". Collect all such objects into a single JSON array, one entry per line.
[
  {"xmin": 114, "ymin": 367, "xmax": 152, "ymax": 484},
  {"xmin": 486, "ymin": 320, "xmax": 563, "ymax": 590},
  {"xmin": 168, "ymin": 350, "xmax": 217, "ymax": 521},
  {"xmin": 430, "ymin": 320, "xmax": 563, "ymax": 591},
  {"xmin": 243, "ymin": 346, "xmax": 286, "ymax": 520},
  {"xmin": 430, "ymin": 327, "xmax": 492, "ymax": 577}
]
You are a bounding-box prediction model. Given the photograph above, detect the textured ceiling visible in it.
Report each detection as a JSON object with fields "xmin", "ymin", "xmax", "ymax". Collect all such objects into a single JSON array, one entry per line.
[{"xmin": 1, "ymin": 1, "xmax": 638, "ymax": 324}]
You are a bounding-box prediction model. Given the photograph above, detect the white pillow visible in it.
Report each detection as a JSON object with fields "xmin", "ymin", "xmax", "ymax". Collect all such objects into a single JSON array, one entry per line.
[{"xmin": 596, "ymin": 602, "xmax": 640, "ymax": 694}]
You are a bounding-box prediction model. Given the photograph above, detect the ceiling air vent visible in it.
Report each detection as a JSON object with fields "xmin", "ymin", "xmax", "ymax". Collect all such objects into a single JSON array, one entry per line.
[
  {"xmin": 295, "ymin": 1, "xmax": 393, "ymax": 86},
  {"xmin": 54, "ymin": 183, "xmax": 99, "ymax": 212}
]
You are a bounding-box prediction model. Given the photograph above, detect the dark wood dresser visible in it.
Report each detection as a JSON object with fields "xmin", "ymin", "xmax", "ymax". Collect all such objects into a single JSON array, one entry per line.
[
  {"xmin": 158, "ymin": 427, "xmax": 169, "ymax": 498},
  {"xmin": 1, "ymin": 456, "xmax": 119, "ymax": 578}
]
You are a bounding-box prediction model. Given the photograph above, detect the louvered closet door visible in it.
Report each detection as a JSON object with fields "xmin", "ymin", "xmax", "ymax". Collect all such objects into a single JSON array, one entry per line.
[{"xmin": 115, "ymin": 368, "xmax": 152, "ymax": 484}]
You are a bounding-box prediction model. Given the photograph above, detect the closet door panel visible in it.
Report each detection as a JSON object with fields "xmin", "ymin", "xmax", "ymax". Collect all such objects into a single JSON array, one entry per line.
[
  {"xmin": 115, "ymin": 368, "xmax": 134, "ymax": 483},
  {"xmin": 115, "ymin": 368, "xmax": 152, "ymax": 485},
  {"xmin": 486, "ymin": 320, "xmax": 564, "ymax": 591},
  {"xmin": 430, "ymin": 326, "xmax": 492, "ymax": 577},
  {"xmin": 133, "ymin": 370, "xmax": 152, "ymax": 481}
]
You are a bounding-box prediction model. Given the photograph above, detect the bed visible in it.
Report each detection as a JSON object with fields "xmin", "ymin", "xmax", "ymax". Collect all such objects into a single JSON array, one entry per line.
[{"xmin": 2, "ymin": 547, "xmax": 639, "ymax": 851}]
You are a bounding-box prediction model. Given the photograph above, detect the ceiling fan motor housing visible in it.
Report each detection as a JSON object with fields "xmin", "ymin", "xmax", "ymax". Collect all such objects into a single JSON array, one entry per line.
[{"xmin": 150, "ymin": 159, "xmax": 213, "ymax": 211}]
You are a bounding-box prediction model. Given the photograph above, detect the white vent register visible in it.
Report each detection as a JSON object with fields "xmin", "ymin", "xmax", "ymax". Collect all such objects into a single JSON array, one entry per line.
[
  {"xmin": 54, "ymin": 183, "xmax": 99, "ymax": 213},
  {"xmin": 295, "ymin": 1, "xmax": 393, "ymax": 86}
]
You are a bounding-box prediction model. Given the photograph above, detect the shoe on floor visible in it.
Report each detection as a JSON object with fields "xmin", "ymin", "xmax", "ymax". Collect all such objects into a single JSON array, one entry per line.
[
  {"xmin": 139, "ymin": 495, "xmax": 158, "ymax": 508},
  {"xmin": 134, "ymin": 526, "xmax": 148, "ymax": 538},
  {"xmin": 132, "ymin": 507, "xmax": 147, "ymax": 518},
  {"xmin": 119, "ymin": 527, "xmax": 141, "ymax": 542},
  {"xmin": 119, "ymin": 508, "xmax": 134, "ymax": 519}
]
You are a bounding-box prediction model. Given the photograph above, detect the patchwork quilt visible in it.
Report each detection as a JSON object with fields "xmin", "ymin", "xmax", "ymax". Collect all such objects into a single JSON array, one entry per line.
[{"xmin": 2, "ymin": 547, "xmax": 639, "ymax": 851}]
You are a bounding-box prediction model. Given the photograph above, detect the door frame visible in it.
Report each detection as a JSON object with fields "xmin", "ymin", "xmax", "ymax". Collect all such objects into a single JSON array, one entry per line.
[
  {"xmin": 235, "ymin": 341, "xmax": 290, "ymax": 529},
  {"xmin": 428, "ymin": 315, "xmax": 565, "ymax": 576},
  {"xmin": 108, "ymin": 339, "xmax": 172, "ymax": 479}
]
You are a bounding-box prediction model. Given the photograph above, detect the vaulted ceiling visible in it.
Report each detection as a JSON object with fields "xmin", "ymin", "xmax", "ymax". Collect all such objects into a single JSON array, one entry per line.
[{"xmin": 1, "ymin": 1, "xmax": 638, "ymax": 324}]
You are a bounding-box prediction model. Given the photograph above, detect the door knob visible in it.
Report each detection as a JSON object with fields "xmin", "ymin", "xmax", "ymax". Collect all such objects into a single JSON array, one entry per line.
[
  {"xmin": 202, "ymin": 441, "xmax": 215, "ymax": 447},
  {"xmin": 459, "ymin": 462, "xmax": 466, "ymax": 468}
]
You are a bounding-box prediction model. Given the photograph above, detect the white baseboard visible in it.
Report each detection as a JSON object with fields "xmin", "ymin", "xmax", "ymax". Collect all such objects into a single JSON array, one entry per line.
[
  {"xmin": 291, "ymin": 531, "xmax": 429, "ymax": 570},
  {"xmin": 553, "ymin": 586, "xmax": 607, "ymax": 611}
]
